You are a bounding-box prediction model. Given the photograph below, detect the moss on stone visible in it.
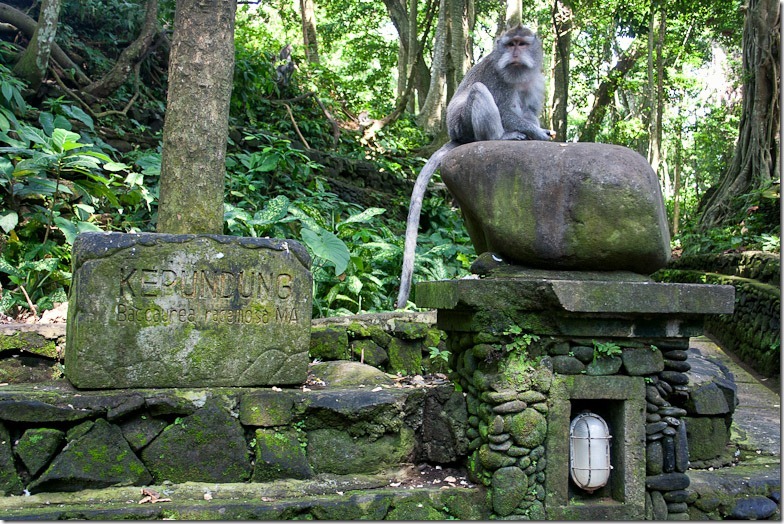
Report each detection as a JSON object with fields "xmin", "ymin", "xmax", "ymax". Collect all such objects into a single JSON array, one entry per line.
[
  {"xmin": 309, "ymin": 326, "xmax": 350, "ymax": 360},
  {"xmin": 387, "ymin": 338, "xmax": 422, "ymax": 375},
  {"xmin": 385, "ymin": 493, "xmax": 446, "ymax": 520},
  {"xmin": 307, "ymin": 427, "xmax": 415, "ymax": 475},
  {"xmin": 140, "ymin": 400, "xmax": 251, "ymax": 483},
  {"xmin": 15, "ymin": 428, "xmax": 65, "ymax": 475},
  {"xmin": 252, "ymin": 428, "xmax": 311, "ymax": 482},
  {"xmin": 0, "ymin": 332, "xmax": 58, "ymax": 358},
  {"xmin": 505, "ymin": 408, "xmax": 547, "ymax": 448}
]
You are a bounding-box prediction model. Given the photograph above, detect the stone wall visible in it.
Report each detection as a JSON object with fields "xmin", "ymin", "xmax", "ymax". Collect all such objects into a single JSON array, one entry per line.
[
  {"xmin": 447, "ymin": 330, "xmax": 693, "ymax": 520},
  {"xmin": 655, "ymin": 251, "xmax": 781, "ymax": 378},
  {"xmin": 0, "ymin": 362, "xmax": 476, "ymax": 518},
  {"xmin": 310, "ymin": 312, "xmax": 449, "ymax": 376}
]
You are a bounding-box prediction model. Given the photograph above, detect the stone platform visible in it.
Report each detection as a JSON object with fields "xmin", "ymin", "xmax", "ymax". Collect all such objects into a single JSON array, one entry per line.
[{"xmin": 415, "ymin": 271, "xmax": 737, "ymax": 520}]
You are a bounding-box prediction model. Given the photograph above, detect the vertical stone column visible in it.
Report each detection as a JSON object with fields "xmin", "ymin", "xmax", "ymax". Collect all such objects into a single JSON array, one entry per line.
[{"xmin": 416, "ymin": 272, "xmax": 734, "ymax": 520}]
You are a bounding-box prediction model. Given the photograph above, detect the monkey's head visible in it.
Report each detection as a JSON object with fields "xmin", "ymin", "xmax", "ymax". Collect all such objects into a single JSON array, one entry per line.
[{"xmin": 494, "ymin": 25, "xmax": 543, "ymax": 81}]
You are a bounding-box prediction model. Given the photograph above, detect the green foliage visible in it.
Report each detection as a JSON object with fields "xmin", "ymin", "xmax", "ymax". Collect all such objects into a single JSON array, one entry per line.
[
  {"xmin": 592, "ymin": 340, "xmax": 622, "ymax": 359},
  {"xmin": 0, "ymin": 0, "xmax": 771, "ymax": 324},
  {"xmin": 674, "ymin": 182, "xmax": 780, "ymax": 256},
  {"xmin": 485, "ymin": 324, "xmax": 541, "ymax": 367},
  {"xmin": 0, "ymin": 66, "xmax": 156, "ymax": 315}
]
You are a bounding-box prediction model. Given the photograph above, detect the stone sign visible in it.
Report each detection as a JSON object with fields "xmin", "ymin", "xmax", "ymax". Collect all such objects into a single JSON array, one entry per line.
[{"xmin": 65, "ymin": 232, "xmax": 312, "ymax": 388}]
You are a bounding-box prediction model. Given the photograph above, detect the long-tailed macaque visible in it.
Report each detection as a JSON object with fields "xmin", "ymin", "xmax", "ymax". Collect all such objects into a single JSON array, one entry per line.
[{"xmin": 396, "ymin": 25, "xmax": 553, "ymax": 307}]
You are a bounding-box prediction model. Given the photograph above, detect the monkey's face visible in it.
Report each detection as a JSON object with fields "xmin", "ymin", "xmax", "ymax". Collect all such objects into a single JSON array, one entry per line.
[{"xmin": 494, "ymin": 27, "xmax": 542, "ymax": 80}]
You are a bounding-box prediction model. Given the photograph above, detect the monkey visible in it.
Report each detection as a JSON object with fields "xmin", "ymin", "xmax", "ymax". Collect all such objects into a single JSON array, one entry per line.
[{"xmin": 396, "ymin": 25, "xmax": 554, "ymax": 308}]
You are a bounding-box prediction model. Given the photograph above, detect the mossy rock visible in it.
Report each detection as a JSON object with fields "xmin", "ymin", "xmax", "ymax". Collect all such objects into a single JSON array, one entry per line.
[
  {"xmin": 0, "ymin": 423, "xmax": 23, "ymax": 495},
  {"xmin": 505, "ymin": 408, "xmax": 547, "ymax": 448},
  {"xmin": 309, "ymin": 492, "xmax": 394, "ymax": 520},
  {"xmin": 309, "ymin": 326, "xmax": 349, "ymax": 360},
  {"xmin": 350, "ymin": 339, "xmax": 389, "ymax": 368},
  {"xmin": 28, "ymin": 418, "xmax": 151, "ymax": 493},
  {"xmin": 239, "ymin": 390, "xmax": 295, "ymax": 426},
  {"xmin": 306, "ymin": 427, "xmax": 414, "ymax": 474},
  {"xmin": 387, "ymin": 338, "xmax": 423, "ymax": 375},
  {"xmin": 385, "ymin": 493, "xmax": 446, "ymax": 520},
  {"xmin": 346, "ymin": 322, "xmax": 393, "ymax": 348},
  {"xmin": 0, "ymin": 331, "xmax": 58, "ymax": 358},
  {"xmin": 308, "ymin": 361, "xmax": 394, "ymax": 388},
  {"xmin": 252, "ymin": 428, "xmax": 311, "ymax": 481},
  {"xmin": 140, "ymin": 400, "xmax": 251, "ymax": 483},
  {"xmin": 14, "ymin": 428, "xmax": 65, "ymax": 476},
  {"xmin": 491, "ymin": 466, "xmax": 528, "ymax": 516},
  {"xmin": 119, "ymin": 414, "xmax": 168, "ymax": 452}
]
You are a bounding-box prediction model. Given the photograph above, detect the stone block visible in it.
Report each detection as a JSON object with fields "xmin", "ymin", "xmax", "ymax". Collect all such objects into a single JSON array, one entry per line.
[
  {"xmin": 684, "ymin": 416, "xmax": 729, "ymax": 460},
  {"xmin": 491, "ymin": 466, "xmax": 528, "ymax": 516},
  {"xmin": 440, "ymin": 141, "xmax": 671, "ymax": 273},
  {"xmin": 306, "ymin": 427, "xmax": 415, "ymax": 474},
  {"xmin": 140, "ymin": 400, "xmax": 251, "ymax": 483},
  {"xmin": 239, "ymin": 390, "xmax": 295, "ymax": 427},
  {"xmin": 28, "ymin": 418, "xmax": 151, "ymax": 493},
  {"xmin": 14, "ymin": 428, "xmax": 64, "ymax": 476},
  {"xmin": 622, "ymin": 346, "xmax": 665, "ymax": 375},
  {"xmin": 0, "ymin": 423, "xmax": 23, "ymax": 495},
  {"xmin": 686, "ymin": 382, "xmax": 731, "ymax": 415},
  {"xmin": 66, "ymin": 232, "xmax": 312, "ymax": 388},
  {"xmin": 252, "ymin": 428, "xmax": 312, "ymax": 481}
]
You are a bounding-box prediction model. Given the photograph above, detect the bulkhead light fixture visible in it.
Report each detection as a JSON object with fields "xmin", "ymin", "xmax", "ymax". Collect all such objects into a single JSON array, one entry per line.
[{"xmin": 569, "ymin": 411, "xmax": 612, "ymax": 493}]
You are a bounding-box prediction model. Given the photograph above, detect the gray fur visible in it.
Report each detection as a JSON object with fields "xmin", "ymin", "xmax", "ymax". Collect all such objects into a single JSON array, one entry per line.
[{"xmin": 396, "ymin": 25, "xmax": 552, "ymax": 308}]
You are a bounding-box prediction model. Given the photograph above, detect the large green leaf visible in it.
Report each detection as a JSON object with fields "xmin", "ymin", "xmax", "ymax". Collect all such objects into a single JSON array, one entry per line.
[
  {"xmin": 50, "ymin": 128, "xmax": 83, "ymax": 153},
  {"xmin": 0, "ymin": 210, "xmax": 18, "ymax": 233},
  {"xmin": 337, "ymin": 207, "xmax": 386, "ymax": 228},
  {"xmin": 301, "ymin": 227, "xmax": 350, "ymax": 276},
  {"xmin": 249, "ymin": 195, "xmax": 290, "ymax": 226},
  {"xmin": 61, "ymin": 105, "xmax": 95, "ymax": 131}
]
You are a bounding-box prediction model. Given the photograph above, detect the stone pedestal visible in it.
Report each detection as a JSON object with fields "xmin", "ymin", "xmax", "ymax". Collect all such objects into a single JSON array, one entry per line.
[
  {"xmin": 415, "ymin": 271, "xmax": 734, "ymax": 520},
  {"xmin": 66, "ymin": 232, "xmax": 312, "ymax": 388}
]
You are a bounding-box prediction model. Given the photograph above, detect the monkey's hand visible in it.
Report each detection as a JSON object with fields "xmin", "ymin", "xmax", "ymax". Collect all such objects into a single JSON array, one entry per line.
[
  {"xmin": 528, "ymin": 127, "xmax": 555, "ymax": 141},
  {"xmin": 500, "ymin": 131, "xmax": 531, "ymax": 141}
]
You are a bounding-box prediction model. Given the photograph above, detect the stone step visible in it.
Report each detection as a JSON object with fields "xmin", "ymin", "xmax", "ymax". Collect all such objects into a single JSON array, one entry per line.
[
  {"xmin": 0, "ymin": 474, "xmax": 488, "ymax": 520},
  {"xmin": 0, "ymin": 362, "xmax": 470, "ymax": 499}
]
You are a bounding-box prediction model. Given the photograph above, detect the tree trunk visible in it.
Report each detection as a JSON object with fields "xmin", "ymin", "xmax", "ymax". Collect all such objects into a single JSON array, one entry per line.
[
  {"xmin": 157, "ymin": 0, "xmax": 237, "ymax": 235},
  {"xmin": 648, "ymin": 6, "xmax": 666, "ymax": 191},
  {"xmin": 12, "ymin": 0, "xmax": 61, "ymax": 91},
  {"xmin": 416, "ymin": 0, "xmax": 449, "ymax": 134},
  {"xmin": 673, "ymin": 116, "xmax": 683, "ymax": 235},
  {"xmin": 505, "ymin": 0, "xmax": 522, "ymax": 28},
  {"xmin": 0, "ymin": 3, "xmax": 89, "ymax": 85},
  {"xmin": 550, "ymin": 0, "xmax": 572, "ymax": 141},
  {"xmin": 577, "ymin": 38, "xmax": 645, "ymax": 142},
  {"xmin": 83, "ymin": 0, "xmax": 160, "ymax": 99},
  {"xmin": 299, "ymin": 0, "xmax": 319, "ymax": 64},
  {"xmin": 699, "ymin": 0, "xmax": 780, "ymax": 228},
  {"xmin": 446, "ymin": 0, "xmax": 467, "ymax": 102}
]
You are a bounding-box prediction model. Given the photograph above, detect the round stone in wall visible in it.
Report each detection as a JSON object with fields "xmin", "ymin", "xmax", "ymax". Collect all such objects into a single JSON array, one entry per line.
[{"xmin": 440, "ymin": 141, "xmax": 671, "ymax": 274}]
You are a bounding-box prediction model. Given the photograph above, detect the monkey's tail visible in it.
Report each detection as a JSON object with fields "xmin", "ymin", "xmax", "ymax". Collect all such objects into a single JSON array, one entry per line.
[{"xmin": 396, "ymin": 141, "xmax": 459, "ymax": 308}]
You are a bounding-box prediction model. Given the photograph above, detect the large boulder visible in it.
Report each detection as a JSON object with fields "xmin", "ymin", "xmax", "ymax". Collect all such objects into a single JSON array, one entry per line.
[{"xmin": 440, "ymin": 141, "xmax": 670, "ymax": 274}]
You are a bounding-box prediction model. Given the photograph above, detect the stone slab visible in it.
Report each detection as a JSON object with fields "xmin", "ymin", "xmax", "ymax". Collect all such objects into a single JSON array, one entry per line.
[
  {"xmin": 415, "ymin": 275, "xmax": 734, "ymax": 315},
  {"xmin": 65, "ymin": 232, "xmax": 312, "ymax": 388}
]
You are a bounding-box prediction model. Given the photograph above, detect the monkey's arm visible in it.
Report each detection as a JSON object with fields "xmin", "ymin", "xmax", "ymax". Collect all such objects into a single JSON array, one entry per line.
[
  {"xmin": 500, "ymin": 104, "xmax": 552, "ymax": 141},
  {"xmin": 396, "ymin": 141, "xmax": 458, "ymax": 308},
  {"xmin": 499, "ymin": 82, "xmax": 553, "ymax": 141}
]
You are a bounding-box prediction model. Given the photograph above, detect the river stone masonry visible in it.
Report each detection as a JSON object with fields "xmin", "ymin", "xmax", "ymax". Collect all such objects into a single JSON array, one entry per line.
[
  {"xmin": 66, "ymin": 232, "xmax": 312, "ymax": 388},
  {"xmin": 416, "ymin": 270, "xmax": 734, "ymax": 520}
]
